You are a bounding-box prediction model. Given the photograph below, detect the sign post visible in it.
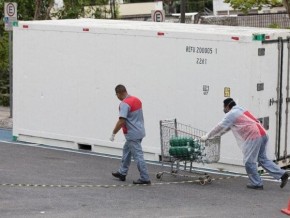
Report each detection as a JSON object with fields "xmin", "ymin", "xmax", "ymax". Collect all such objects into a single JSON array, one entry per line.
[
  {"xmin": 4, "ymin": 2, "xmax": 18, "ymax": 31},
  {"xmin": 151, "ymin": 10, "xmax": 165, "ymax": 22},
  {"xmin": 4, "ymin": 2, "xmax": 17, "ymax": 118}
]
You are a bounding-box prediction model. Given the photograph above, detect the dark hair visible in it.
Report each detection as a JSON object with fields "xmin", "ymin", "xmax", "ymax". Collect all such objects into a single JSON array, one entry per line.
[
  {"xmin": 115, "ymin": 84, "xmax": 127, "ymax": 94},
  {"xmin": 223, "ymin": 98, "xmax": 236, "ymax": 109}
]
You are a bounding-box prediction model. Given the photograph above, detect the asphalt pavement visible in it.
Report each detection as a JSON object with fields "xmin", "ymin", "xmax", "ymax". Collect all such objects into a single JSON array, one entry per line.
[
  {"xmin": 0, "ymin": 106, "xmax": 289, "ymax": 218},
  {"xmin": 0, "ymin": 138, "xmax": 289, "ymax": 218}
]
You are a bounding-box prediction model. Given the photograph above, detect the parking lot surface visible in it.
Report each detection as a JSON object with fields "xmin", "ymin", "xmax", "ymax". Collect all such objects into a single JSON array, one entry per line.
[{"xmin": 0, "ymin": 138, "xmax": 289, "ymax": 218}]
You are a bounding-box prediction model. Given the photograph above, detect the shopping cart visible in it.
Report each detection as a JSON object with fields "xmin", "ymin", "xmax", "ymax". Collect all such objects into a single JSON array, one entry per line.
[{"xmin": 156, "ymin": 119, "xmax": 221, "ymax": 185}]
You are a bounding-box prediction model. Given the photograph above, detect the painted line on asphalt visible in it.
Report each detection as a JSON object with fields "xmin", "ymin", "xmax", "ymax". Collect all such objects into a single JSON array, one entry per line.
[
  {"xmin": 0, "ymin": 140, "xmax": 285, "ymax": 185},
  {"xmin": 0, "ymin": 175, "xmax": 241, "ymax": 189}
]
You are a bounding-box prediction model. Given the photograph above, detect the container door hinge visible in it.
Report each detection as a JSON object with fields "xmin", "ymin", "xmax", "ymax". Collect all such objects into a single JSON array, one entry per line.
[{"xmin": 286, "ymin": 97, "xmax": 290, "ymax": 103}]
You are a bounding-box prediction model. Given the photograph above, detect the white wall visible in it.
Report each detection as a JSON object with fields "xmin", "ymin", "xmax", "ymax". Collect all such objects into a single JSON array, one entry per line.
[{"xmin": 213, "ymin": 0, "xmax": 233, "ymax": 15}]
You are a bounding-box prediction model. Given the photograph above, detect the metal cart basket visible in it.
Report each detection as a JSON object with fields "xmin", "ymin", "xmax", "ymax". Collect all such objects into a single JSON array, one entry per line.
[{"xmin": 156, "ymin": 119, "xmax": 221, "ymax": 185}]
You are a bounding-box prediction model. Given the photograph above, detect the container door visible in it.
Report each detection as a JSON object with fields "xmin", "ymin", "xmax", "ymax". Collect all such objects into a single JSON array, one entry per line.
[{"xmin": 263, "ymin": 37, "xmax": 290, "ymax": 167}]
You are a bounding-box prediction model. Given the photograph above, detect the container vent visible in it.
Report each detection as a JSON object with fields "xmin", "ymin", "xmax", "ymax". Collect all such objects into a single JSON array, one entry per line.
[
  {"xmin": 258, "ymin": 48, "xmax": 265, "ymax": 56},
  {"xmin": 257, "ymin": 83, "xmax": 264, "ymax": 91},
  {"xmin": 258, "ymin": 117, "xmax": 269, "ymax": 130},
  {"xmin": 78, "ymin": 144, "xmax": 92, "ymax": 151}
]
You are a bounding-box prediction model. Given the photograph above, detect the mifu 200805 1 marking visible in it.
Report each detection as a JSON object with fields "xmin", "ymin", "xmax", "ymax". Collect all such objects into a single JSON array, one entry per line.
[
  {"xmin": 186, "ymin": 46, "xmax": 217, "ymax": 54},
  {"xmin": 186, "ymin": 46, "xmax": 218, "ymax": 65}
]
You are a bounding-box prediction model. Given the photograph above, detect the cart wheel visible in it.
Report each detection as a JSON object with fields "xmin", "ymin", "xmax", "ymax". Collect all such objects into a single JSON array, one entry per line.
[
  {"xmin": 199, "ymin": 178, "xmax": 206, "ymax": 186},
  {"xmin": 206, "ymin": 176, "xmax": 212, "ymax": 184},
  {"xmin": 156, "ymin": 173, "xmax": 163, "ymax": 180}
]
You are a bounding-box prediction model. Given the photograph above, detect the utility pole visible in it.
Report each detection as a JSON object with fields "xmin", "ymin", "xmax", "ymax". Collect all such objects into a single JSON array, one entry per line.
[
  {"xmin": 180, "ymin": 0, "xmax": 185, "ymax": 23},
  {"xmin": 110, "ymin": 0, "xmax": 116, "ymax": 19}
]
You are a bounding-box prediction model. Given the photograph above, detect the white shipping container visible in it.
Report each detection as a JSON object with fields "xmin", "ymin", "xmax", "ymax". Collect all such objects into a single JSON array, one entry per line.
[{"xmin": 13, "ymin": 19, "xmax": 290, "ymax": 166}]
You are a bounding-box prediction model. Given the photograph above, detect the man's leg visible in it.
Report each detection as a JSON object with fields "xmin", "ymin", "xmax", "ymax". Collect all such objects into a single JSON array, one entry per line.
[
  {"xmin": 129, "ymin": 139, "xmax": 150, "ymax": 181},
  {"xmin": 245, "ymin": 161, "xmax": 263, "ymax": 186},
  {"xmin": 258, "ymin": 136, "xmax": 285, "ymax": 180},
  {"xmin": 118, "ymin": 141, "xmax": 132, "ymax": 175},
  {"xmin": 244, "ymin": 140, "xmax": 263, "ymax": 187}
]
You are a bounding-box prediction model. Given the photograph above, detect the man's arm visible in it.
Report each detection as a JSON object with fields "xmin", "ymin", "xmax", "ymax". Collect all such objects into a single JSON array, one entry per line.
[
  {"xmin": 207, "ymin": 124, "xmax": 230, "ymax": 139},
  {"xmin": 113, "ymin": 118, "xmax": 126, "ymax": 134},
  {"xmin": 110, "ymin": 118, "xmax": 126, "ymax": 141},
  {"xmin": 201, "ymin": 113, "xmax": 234, "ymax": 141}
]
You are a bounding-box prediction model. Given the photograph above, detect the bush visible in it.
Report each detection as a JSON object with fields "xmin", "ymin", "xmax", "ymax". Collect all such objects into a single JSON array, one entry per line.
[
  {"xmin": 268, "ymin": 23, "xmax": 281, "ymax": 29},
  {"xmin": 0, "ymin": 94, "xmax": 10, "ymax": 106},
  {"xmin": 0, "ymin": 32, "xmax": 9, "ymax": 106}
]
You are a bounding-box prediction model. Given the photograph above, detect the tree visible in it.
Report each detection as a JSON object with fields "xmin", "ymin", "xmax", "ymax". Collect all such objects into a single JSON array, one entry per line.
[
  {"xmin": 0, "ymin": 1, "xmax": 10, "ymax": 106},
  {"xmin": 0, "ymin": 31, "xmax": 9, "ymax": 106},
  {"xmin": 51, "ymin": 0, "xmax": 115, "ymax": 19},
  {"xmin": 34, "ymin": 0, "xmax": 55, "ymax": 20},
  {"xmin": 223, "ymin": 0, "xmax": 285, "ymax": 14},
  {"xmin": 6, "ymin": 0, "xmax": 53, "ymax": 21},
  {"xmin": 283, "ymin": 0, "xmax": 290, "ymax": 15}
]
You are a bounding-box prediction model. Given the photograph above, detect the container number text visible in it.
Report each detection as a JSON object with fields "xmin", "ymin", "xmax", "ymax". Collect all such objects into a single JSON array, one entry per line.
[
  {"xmin": 196, "ymin": 58, "xmax": 207, "ymax": 64},
  {"xmin": 186, "ymin": 46, "xmax": 217, "ymax": 54}
]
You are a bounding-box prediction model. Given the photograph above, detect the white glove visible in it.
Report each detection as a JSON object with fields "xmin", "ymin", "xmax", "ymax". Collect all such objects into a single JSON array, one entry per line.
[
  {"xmin": 110, "ymin": 134, "xmax": 115, "ymax": 142},
  {"xmin": 200, "ymin": 135, "xmax": 208, "ymax": 142}
]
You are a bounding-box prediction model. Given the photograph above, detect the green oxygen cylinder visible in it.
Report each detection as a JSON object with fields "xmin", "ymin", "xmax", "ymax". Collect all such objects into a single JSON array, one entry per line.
[
  {"xmin": 169, "ymin": 136, "xmax": 204, "ymax": 159},
  {"xmin": 169, "ymin": 146, "xmax": 176, "ymax": 156},
  {"xmin": 169, "ymin": 145, "xmax": 195, "ymax": 158},
  {"xmin": 170, "ymin": 136, "xmax": 194, "ymax": 147}
]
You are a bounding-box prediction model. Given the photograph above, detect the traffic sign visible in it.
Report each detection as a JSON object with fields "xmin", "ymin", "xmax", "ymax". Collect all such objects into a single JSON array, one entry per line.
[
  {"xmin": 4, "ymin": 2, "xmax": 18, "ymax": 31},
  {"xmin": 151, "ymin": 10, "xmax": 165, "ymax": 22}
]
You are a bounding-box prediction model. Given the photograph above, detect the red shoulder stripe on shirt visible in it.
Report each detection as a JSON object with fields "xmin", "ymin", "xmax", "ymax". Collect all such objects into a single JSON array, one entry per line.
[
  {"xmin": 123, "ymin": 96, "xmax": 142, "ymax": 112},
  {"xmin": 244, "ymin": 111, "xmax": 266, "ymax": 136}
]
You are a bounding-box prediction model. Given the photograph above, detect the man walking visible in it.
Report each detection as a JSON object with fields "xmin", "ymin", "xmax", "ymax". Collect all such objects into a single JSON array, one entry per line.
[
  {"xmin": 110, "ymin": 84, "xmax": 151, "ymax": 185},
  {"xmin": 201, "ymin": 98, "xmax": 289, "ymax": 190}
]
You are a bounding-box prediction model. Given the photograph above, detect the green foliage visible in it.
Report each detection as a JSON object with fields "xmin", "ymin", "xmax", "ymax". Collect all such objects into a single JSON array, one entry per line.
[
  {"xmin": 52, "ymin": 0, "xmax": 115, "ymax": 19},
  {"xmin": 224, "ymin": 0, "xmax": 284, "ymax": 14},
  {"xmin": 1, "ymin": 0, "xmax": 52, "ymax": 21},
  {"xmin": 0, "ymin": 1, "xmax": 4, "ymax": 37},
  {"xmin": 15, "ymin": 0, "xmax": 36, "ymax": 20},
  {"xmin": 268, "ymin": 23, "xmax": 281, "ymax": 28},
  {"xmin": 0, "ymin": 32, "xmax": 9, "ymax": 106},
  {"xmin": 0, "ymin": 34, "xmax": 8, "ymax": 71},
  {"xmin": 0, "ymin": 1, "xmax": 9, "ymax": 106},
  {"xmin": 187, "ymin": 0, "xmax": 213, "ymax": 13},
  {"xmin": 164, "ymin": 0, "xmax": 212, "ymax": 14},
  {"xmin": 267, "ymin": 23, "xmax": 290, "ymax": 29}
]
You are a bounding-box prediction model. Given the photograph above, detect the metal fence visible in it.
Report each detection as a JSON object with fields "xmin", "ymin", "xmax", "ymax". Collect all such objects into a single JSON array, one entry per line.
[
  {"xmin": 200, "ymin": 13, "xmax": 290, "ymax": 28},
  {"xmin": 122, "ymin": 12, "xmax": 290, "ymax": 29}
]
